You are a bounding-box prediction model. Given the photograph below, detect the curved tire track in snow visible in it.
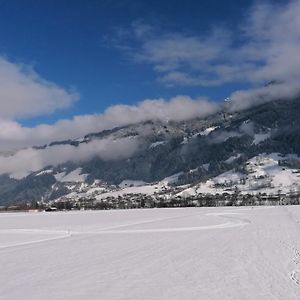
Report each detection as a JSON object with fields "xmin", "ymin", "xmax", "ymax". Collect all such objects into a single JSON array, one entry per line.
[
  {"xmin": 0, "ymin": 229, "xmax": 71, "ymax": 249},
  {"xmin": 290, "ymin": 247, "xmax": 300, "ymax": 286},
  {"xmin": 77, "ymin": 222, "xmax": 244, "ymax": 234},
  {"xmin": 76, "ymin": 210, "xmax": 250, "ymax": 234},
  {"xmin": 0, "ymin": 210, "xmax": 251, "ymax": 248},
  {"xmin": 206, "ymin": 211, "xmax": 251, "ymax": 226}
]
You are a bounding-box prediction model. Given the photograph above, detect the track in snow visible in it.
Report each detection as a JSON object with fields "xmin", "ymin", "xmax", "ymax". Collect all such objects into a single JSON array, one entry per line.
[
  {"xmin": 1, "ymin": 206, "xmax": 300, "ymax": 300},
  {"xmin": 290, "ymin": 247, "xmax": 300, "ymax": 286},
  {"xmin": 0, "ymin": 228, "xmax": 71, "ymax": 249},
  {"xmin": 0, "ymin": 210, "xmax": 250, "ymax": 252}
]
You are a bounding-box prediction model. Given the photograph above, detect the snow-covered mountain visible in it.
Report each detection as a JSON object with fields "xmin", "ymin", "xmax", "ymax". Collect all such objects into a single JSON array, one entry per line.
[
  {"xmin": 1, "ymin": 95, "xmax": 300, "ymax": 206},
  {"xmin": 179, "ymin": 153, "xmax": 300, "ymax": 197}
]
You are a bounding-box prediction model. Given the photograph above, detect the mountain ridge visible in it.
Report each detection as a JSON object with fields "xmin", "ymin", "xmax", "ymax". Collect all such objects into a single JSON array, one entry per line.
[{"xmin": 1, "ymin": 96, "xmax": 300, "ymax": 206}]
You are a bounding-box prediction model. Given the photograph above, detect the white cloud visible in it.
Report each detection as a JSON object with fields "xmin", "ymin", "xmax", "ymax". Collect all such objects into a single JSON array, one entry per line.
[
  {"xmin": 238, "ymin": 1, "xmax": 300, "ymax": 83},
  {"xmin": 4, "ymin": 83, "xmax": 285, "ymax": 177},
  {"xmin": 0, "ymin": 96, "xmax": 217, "ymax": 151},
  {"xmin": 1, "ymin": 137, "xmax": 141, "ymax": 179},
  {"xmin": 0, "ymin": 95, "xmax": 218, "ymax": 177},
  {"xmin": 228, "ymin": 81, "xmax": 300, "ymax": 112},
  {"xmin": 0, "ymin": 57, "xmax": 78, "ymax": 119},
  {"xmin": 114, "ymin": 1, "xmax": 300, "ymax": 87}
]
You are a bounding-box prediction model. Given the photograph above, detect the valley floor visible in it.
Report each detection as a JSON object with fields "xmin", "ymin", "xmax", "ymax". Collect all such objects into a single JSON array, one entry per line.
[{"xmin": 0, "ymin": 206, "xmax": 300, "ymax": 299}]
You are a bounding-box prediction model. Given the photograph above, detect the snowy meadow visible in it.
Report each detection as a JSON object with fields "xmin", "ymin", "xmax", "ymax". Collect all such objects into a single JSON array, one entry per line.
[{"xmin": 0, "ymin": 206, "xmax": 300, "ymax": 299}]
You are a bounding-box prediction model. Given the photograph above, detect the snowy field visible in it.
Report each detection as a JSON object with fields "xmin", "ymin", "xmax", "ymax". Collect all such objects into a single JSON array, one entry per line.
[{"xmin": 0, "ymin": 206, "xmax": 300, "ymax": 299}]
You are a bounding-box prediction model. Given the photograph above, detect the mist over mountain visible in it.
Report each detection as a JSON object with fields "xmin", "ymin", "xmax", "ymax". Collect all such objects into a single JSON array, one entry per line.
[{"xmin": 1, "ymin": 88, "xmax": 300, "ymax": 206}]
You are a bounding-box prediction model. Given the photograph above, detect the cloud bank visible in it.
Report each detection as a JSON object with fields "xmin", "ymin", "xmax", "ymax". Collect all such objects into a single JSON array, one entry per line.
[
  {"xmin": 228, "ymin": 81, "xmax": 300, "ymax": 112},
  {"xmin": 0, "ymin": 57, "xmax": 78, "ymax": 119},
  {"xmin": 0, "ymin": 96, "xmax": 217, "ymax": 150},
  {"xmin": 1, "ymin": 137, "xmax": 140, "ymax": 179},
  {"xmin": 113, "ymin": 1, "xmax": 300, "ymax": 87}
]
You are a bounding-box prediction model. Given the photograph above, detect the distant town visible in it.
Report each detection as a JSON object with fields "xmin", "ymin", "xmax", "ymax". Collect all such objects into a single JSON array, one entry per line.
[{"xmin": 1, "ymin": 190, "xmax": 300, "ymax": 213}]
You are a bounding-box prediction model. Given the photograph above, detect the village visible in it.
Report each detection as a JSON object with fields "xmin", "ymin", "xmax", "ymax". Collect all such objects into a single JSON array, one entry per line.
[{"xmin": 1, "ymin": 189, "xmax": 300, "ymax": 213}]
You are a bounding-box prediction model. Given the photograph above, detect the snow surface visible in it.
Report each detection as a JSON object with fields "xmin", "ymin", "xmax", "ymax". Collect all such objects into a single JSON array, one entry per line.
[
  {"xmin": 55, "ymin": 168, "xmax": 88, "ymax": 183},
  {"xmin": 94, "ymin": 172, "xmax": 183, "ymax": 200},
  {"xmin": 202, "ymin": 163, "xmax": 210, "ymax": 171},
  {"xmin": 191, "ymin": 126, "xmax": 219, "ymax": 139},
  {"xmin": 0, "ymin": 206, "xmax": 300, "ymax": 299},
  {"xmin": 119, "ymin": 180, "xmax": 147, "ymax": 188},
  {"xmin": 35, "ymin": 169, "xmax": 53, "ymax": 176},
  {"xmin": 198, "ymin": 126, "xmax": 219, "ymax": 136},
  {"xmin": 150, "ymin": 141, "xmax": 166, "ymax": 148},
  {"xmin": 160, "ymin": 172, "xmax": 183, "ymax": 185},
  {"xmin": 224, "ymin": 153, "xmax": 241, "ymax": 164},
  {"xmin": 180, "ymin": 137, "xmax": 188, "ymax": 144},
  {"xmin": 54, "ymin": 171, "xmax": 66, "ymax": 181},
  {"xmin": 253, "ymin": 132, "xmax": 271, "ymax": 145},
  {"xmin": 96, "ymin": 184, "xmax": 158, "ymax": 200},
  {"xmin": 180, "ymin": 153, "xmax": 300, "ymax": 196}
]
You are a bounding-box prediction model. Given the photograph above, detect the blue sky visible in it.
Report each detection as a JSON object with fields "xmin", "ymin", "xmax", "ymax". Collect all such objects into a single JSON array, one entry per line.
[
  {"xmin": 0, "ymin": 0, "xmax": 257, "ymax": 126},
  {"xmin": 0, "ymin": 0, "xmax": 299, "ymax": 151}
]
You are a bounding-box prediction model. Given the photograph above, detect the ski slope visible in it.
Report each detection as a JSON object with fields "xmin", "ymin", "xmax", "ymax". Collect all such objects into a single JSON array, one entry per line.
[{"xmin": 0, "ymin": 206, "xmax": 300, "ymax": 299}]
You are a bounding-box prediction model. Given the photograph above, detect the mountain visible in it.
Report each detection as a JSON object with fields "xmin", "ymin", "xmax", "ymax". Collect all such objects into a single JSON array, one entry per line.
[{"xmin": 1, "ymin": 96, "xmax": 300, "ymax": 206}]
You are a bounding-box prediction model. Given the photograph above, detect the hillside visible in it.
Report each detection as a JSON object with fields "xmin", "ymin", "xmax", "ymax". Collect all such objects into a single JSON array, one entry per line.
[{"xmin": 1, "ymin": 96, "xmax": 300, "ymax": 206}]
